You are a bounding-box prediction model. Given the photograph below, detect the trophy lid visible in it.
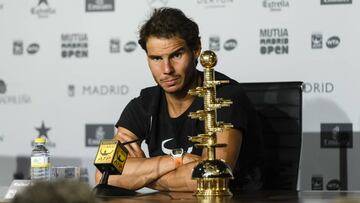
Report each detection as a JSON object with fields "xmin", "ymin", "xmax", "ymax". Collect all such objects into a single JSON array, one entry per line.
[
  {"xmin": 192, "ymin": 159, "xmax": 233, "ymax": 179},
  {"xmin": 200, "ymin": 50, "xmax": 217, "ymax": 68}
]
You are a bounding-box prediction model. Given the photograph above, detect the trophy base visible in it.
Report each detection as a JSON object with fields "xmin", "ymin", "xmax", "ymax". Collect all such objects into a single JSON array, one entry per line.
[
  {"xmin": 93, "ymin": 184, "xmax": 137, "ymax": 198},
  {"xmin": 192, "ymin": 160, "xmax": 233, "ymax": 197},
  {"xmin": 194, "ymin": 177, "xmax": 232, "ymax": 197}
]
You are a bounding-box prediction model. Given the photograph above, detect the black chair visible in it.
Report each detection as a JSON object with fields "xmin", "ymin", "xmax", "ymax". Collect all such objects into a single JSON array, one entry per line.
[{"xmin": 240, "ymin": 81, "xmax": 303, "ymax": 190}]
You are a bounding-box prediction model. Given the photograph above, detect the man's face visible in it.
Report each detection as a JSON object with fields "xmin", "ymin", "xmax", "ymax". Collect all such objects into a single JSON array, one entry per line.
[{"xmin": 146, "ymin": 36, "xmax": 199, "ymax": 94}]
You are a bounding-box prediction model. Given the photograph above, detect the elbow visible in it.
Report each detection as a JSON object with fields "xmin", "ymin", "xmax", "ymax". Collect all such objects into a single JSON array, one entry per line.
[
  {"xmin": 95, "ymin": 171, "xmax": 141, "ymax": 191},
  {"xmin": 126, "ymin": 182, "xmax": 144, "ymax": 191}
]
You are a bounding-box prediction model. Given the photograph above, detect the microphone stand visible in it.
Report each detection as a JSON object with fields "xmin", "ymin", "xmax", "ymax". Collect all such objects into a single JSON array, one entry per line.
[
  {"xmin": 93, "ymin": 139, "xmax": 140, "ymax": 198},
  {"xmin": 93, "ymin": 170, "xmax": 137, "ymax": 197}
]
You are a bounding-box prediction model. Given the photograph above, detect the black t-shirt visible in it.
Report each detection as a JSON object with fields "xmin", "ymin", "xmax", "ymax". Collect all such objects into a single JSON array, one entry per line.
[
  {"xmin": 154, "ymin": 92, "xmax": 203, "ymax": 156},
  {"xmin": 116, "ymin": 71, "xmax": 264, "ymax": 190}
]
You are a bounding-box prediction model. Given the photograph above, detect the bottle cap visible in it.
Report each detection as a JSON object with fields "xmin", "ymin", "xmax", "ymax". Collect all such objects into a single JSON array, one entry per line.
[{"xmin": 34, "ymin": 137, "xmax": 46, "ymax": 144}]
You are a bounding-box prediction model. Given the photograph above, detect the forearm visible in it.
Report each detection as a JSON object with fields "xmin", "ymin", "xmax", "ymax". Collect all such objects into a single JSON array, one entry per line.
[
  {"xmin": 147, "ymin": 161, "xmax": 199, "ymax": 192},
  {"xmin": 95, "ymin": 155, "xmax": 176, "ymax": 190}
]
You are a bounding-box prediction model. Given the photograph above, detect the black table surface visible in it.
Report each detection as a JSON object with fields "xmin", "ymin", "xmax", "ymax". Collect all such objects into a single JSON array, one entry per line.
[{"xmin": 100, "ymin": 190, "xmax": 360, "ymax": 203}]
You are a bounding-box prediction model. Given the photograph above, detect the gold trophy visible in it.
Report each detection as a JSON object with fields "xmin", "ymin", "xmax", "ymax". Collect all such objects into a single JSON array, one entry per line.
[{"xmin": 188, "ymin": 50, "xmax": 234, "ymax": 197}]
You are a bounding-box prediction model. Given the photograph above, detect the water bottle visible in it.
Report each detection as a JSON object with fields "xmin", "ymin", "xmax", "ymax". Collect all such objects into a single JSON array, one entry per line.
[{"xmin": 30, "ymin": 138, "xmax": 50, "ymax": 181}]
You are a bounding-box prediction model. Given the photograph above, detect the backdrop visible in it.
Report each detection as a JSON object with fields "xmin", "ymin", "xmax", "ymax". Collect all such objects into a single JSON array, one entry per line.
[{"xmin": 0, "ymin": 0, "xmax": 359, "ymax": 190}]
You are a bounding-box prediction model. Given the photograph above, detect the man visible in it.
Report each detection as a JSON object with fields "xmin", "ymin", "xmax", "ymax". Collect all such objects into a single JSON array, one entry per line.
[{"xmin": 95, "ymin": 7, "xmax": 263, "ymax": 192}]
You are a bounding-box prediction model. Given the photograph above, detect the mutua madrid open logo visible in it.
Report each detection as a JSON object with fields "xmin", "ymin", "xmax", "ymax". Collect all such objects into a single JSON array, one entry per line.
[
  {"xmin": 260, "ymin": 28, "xmax": 289, "ymax": 55},
  {"xmin": 61, "ymin": 33, "xmax": 88, "ymax": 58}
]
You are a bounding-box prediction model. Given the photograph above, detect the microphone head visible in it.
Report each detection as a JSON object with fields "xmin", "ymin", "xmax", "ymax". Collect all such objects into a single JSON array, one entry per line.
[{"xmin": 94, "ymin": 139, "xmax": 128, "ymax": 175}]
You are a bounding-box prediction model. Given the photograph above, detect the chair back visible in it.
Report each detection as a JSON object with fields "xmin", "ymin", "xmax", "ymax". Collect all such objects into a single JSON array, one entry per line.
[{"xmin": 240, "ymin": 81, "xmax": 303, "ymax": 190}]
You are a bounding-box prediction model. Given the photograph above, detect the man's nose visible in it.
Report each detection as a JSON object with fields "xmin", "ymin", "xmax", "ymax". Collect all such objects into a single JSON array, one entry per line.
[{"xmin": 163, "ymin": 59, "xmax": 174, "ymax": 74}]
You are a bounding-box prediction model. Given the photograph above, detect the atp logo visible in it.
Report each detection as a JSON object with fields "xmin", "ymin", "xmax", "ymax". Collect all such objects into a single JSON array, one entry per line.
[{"xmin": 100, "ymin": 149, "xmax": 114, "ymax": 156}]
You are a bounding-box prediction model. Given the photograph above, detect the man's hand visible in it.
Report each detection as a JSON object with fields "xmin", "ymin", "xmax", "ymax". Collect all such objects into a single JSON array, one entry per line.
[
  {"xmin": 95, "ymin": 127, "xmax": 176, "ymax": 190},
  {"xmin": 147, "ymin": 128, "xmax": 243, "ymax": 191},
  {"xmin": 183, "ymin": 153, "xmax": 201, "ymax": 165},
  {"xmin": 115, "ymin": 127, "xmax": 145, "ymax": 158}
]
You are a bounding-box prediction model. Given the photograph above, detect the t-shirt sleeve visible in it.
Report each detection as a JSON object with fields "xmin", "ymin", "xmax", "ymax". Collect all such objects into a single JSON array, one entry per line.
[{"xmin": 115, "ymin": 98, "xmax": 148, "ymax": 140}]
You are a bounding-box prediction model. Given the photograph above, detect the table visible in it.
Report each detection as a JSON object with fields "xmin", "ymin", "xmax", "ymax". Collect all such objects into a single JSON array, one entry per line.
[
  {"xmin": 101, "ymin": 190, "xmax": 360, "ymax": 203},
  {"xmin": 3, "ymin": 186, "xmax": 360, "ymax": 203},
  {"xmin": 0, "ymin": 186, "xmax": 8, "ymax": 203}
]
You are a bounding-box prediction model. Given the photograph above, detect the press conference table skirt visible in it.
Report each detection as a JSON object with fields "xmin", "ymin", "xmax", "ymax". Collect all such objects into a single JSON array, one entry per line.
[{"xmin": 101, "ymin": 190, "xmax": 360, "ymax": 203}]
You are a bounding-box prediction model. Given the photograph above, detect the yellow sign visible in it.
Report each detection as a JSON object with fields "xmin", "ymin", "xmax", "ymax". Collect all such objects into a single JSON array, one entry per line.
[
  {"xmin": 94, "ymin": 139, "xmax": 129, "ymax": 175},
  {"xmin": 95, "ymin": 140, "xmax": 117, "ymax": 164},
  {"xmin": 113, "ymin": 146, "xmax": 127, "ymax": 173}
]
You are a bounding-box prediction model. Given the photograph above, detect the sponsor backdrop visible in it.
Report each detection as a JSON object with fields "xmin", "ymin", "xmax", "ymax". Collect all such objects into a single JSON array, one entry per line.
[{"xmin": 0, "ymin": 0, "xmax": 359, "ymax": 190}]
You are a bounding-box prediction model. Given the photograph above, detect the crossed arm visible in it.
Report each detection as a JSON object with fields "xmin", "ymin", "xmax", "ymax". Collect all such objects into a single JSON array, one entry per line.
[{"xmin": 95, "ymin": 126, "xmax": 242, "ymax": 191}]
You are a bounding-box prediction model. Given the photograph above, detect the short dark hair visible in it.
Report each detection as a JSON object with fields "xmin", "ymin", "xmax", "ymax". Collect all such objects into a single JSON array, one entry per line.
[
  {"xmin": 138, "ymin": 7, "xmax": 201, "ymax": 52},
  {"xmin": 11, "ymin": 181, "xmax": 99, "ymax": 203}
]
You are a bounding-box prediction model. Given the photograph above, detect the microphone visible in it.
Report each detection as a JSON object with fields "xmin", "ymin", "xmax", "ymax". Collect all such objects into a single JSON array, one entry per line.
[{"xmin": 93, "ymin": 139, "xmax": 138, "ymax": 197}]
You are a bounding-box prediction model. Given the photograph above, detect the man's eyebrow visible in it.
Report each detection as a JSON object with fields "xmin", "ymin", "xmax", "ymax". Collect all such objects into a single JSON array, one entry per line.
[
  {"xmin": 147, "ymin": 47, "xmax": 186, "ymax": 59},
  {"xmin": 147, "ymin": 54, "xmax": 161, "ymax": 59},
  {"xmin": 171, "ymin": 47, "xmax": 185, "ymax": 54},
  {"xmin": 169, "ymin": 47, "xmax": 185, "ymax": 57}
]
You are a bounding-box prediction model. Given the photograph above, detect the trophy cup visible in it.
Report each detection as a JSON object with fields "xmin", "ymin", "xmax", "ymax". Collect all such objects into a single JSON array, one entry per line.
[{"xmin": 188, "ymin": 50, "xmax": 234, "ymax": 196}]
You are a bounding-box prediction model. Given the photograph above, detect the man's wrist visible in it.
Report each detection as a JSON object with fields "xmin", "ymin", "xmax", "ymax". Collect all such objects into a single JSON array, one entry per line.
[{"xmin": 170, "ymin": 148, "xmax": 184, "ymax": 168}]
